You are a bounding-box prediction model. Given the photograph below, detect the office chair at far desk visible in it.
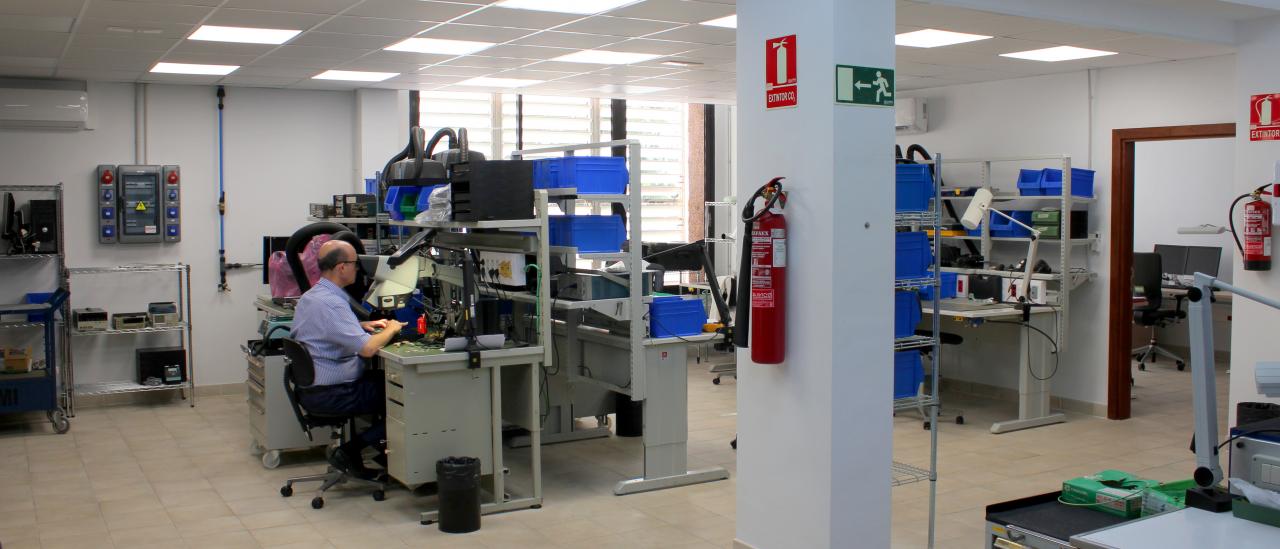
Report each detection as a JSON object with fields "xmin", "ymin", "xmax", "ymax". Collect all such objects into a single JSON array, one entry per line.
[
  {"xmin": 1132, "ymin": 253, "xmax": 1187, "ymax": 372},
  {"xmin": 913, "ymin": 329, "xmax": 966, "ymax": 428},
  {"xmin": 278, "ymin": 338, "xmax": 387, "ymax": 509}
]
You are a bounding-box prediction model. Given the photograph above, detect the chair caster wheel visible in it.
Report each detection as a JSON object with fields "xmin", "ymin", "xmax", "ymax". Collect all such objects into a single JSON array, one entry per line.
[
  {"xmin": 1177, "ymin": 361, "xmax": 1186, "ymax": 371},
  {"xmin": 712, "ymin": 377, "xmax": 721, "ymax": 385},
  {"xmin": 955, "ymin": 416, "xmax": 965, "ymax": 425},
  {"xmin": 280, "ymin": 485, "xmax": 293, "ymax": 498},
  {"xmin": 372, "ymin": 490, "xmax": 385, "ymax": 502},
  {"xmin": 730, "ymin": 438, "xmax": 737, "ymax": 450},
  {"xmin": 311, "ymin": 497, "xmax": 324, "ymax": 509},
  {"xmin": 922, "ymin": 421, "xmax": 931, "ymax": 430},
  {"xmin": 1138, "ymin": 363, "xmax": 1146, "ymax": 371},
  {"xmin": 531, "ymin": 504, "xmax": 542, "ymax": 509}
]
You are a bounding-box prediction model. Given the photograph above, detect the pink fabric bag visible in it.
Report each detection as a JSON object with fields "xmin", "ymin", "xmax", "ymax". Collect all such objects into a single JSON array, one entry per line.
[{"xmin": 268, "ymin": 234, "xmax": 332, "ymax": 298}]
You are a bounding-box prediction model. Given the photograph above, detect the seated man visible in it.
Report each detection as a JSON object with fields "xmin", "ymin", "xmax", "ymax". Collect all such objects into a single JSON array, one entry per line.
[{"xmin": 291, "ymin": 239, "xmax": 405, "ymax": 476}]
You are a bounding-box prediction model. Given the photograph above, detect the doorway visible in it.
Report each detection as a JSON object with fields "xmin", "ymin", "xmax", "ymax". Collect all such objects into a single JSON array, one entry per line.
[{"xmin": 1107, "ymin": 124, "xmax": 1235, "ymax": 419}]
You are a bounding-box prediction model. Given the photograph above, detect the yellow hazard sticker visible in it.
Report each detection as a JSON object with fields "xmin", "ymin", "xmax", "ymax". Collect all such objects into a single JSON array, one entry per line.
[{"xmin": 135, "ymin": 202, "xmax": 147, "ymax": 212}]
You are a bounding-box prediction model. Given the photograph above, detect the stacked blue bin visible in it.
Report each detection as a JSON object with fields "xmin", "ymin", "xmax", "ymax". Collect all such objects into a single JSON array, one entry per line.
[
  {"xmin": 895, "ymin": 164, "xmax": 933, "ymax": 212},
  {"xmin": 548, "ymin": 215, "xmax": 627, "ymax": 253},
  {"xmin": 894, "ymin": 350, "xmax": 925, "ymax": 399},
  {"xmin": 1017, "ymin": 168, "xmax": 1095, "ymax": 198},
  {"xmin": 532, "ymin": 156, "xmax": 628, "ymax": 194},
  {"xmin": 649, "ymin": 296, "xmax": 707, "ymax": 337},
  {"xmin": 965, "ymin": 210, "xmax": 1033, "ymax": 237}
]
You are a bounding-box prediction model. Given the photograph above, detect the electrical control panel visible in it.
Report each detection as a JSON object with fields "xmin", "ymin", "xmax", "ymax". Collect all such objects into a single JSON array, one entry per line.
[{"xmin": 95, "ymin": 164, "xmax": 181, "ymax": 244}]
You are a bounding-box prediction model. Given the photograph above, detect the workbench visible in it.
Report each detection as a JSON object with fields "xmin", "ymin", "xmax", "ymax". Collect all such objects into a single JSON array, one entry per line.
[
  {"xmin": 924, "ymin": 299, "xmax": 1064, "ymax": 434},
  {"xmin": 378, "ymin": 342, "xmax": 543, "ymax": 524},
  {"xmin": 1071, "ymin": 507, "xmax": 1279, "ymax": 548}
]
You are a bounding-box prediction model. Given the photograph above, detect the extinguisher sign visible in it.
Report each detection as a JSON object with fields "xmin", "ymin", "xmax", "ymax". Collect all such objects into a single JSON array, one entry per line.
[
  {"xmin": 766, "ymin": 35, "xmax": 797, "ymax": 110},
  {"xmin": 1250, "ymin": 93, "xmax": 1280, "ymax": 141}
]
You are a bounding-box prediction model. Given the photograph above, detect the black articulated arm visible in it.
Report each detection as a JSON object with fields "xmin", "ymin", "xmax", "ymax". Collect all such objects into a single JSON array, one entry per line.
[{"xmin": 284, "ymin": 222, "xmax": 370, "ymax": 319}]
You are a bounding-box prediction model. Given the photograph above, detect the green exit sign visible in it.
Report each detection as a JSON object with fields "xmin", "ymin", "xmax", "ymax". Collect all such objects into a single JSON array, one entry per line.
[{"xmin": 835, "ymin": 65, "xmax": 894, "ymax": 107}]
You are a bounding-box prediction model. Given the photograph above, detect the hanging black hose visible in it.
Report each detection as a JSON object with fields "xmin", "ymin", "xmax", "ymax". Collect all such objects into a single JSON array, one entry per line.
[
  {"xmin": 216, "ymin": 86, "xmax": 228, "ymax": 291},
  {"xmin": 733, "ymin": 178, "xmax": 786, "ymax": 349}
]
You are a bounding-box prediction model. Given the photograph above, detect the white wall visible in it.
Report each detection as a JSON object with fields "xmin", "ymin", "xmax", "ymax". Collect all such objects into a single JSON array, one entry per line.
[
  {"xmin": 1134, "ymin": 138, "xmax": 1234, "ymax": 353},
  {"xmin": 899, "ymin": 55, "xmax": 1237, "ymax": 407},
  {"xmin": 0, "ymin": 82, "xmax": 367, "ymax": 388},
  {"xmin": 1229, "ymin": 16, "xmax": 1280, "ymax": 423}
]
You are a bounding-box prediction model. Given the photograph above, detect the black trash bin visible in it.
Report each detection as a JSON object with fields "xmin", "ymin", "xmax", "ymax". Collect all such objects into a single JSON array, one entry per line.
[{"xmin": 436, "ymin": 456, "xmax": 481, "ymax": 533}]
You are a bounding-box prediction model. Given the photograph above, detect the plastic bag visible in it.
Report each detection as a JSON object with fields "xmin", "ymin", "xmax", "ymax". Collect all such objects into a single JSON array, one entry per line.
[
  {"xmin": 268, "ymin": 234, "xmax": 332, "ymax": 298},
  {"xmin": 415, "ymin": 184, "xmax": 452, "ymax": 222}
]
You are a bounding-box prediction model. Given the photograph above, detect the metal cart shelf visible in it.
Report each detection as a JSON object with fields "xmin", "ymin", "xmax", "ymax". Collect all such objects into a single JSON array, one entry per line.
[{"xmin": 65, "ymin": 263, "xmax": 194, "ymax": 415}]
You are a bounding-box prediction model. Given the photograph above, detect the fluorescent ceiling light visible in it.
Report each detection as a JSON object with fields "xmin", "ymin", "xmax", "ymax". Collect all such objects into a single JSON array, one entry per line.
[
  {"xmin": 1000, "ymin": 45, "xmax": 1117, "ymax": 62},
  {"xmin": 594, "ymin": 84, "xmax": 667, "ymax": 94},
  {"xmin": 495, "ymin": 0, "xmax": 638, "ymax": 14},
  {"xmin": 150, "ymin": 62, "xmax": 238, "ymax": 75},
  {"xmin": 458, "ymin": 76, "xmax": 544, "ymax": 88},
  {"xmin": 386, "ymin": 37, "xmax": 494, "ymax": 55},
  {"xmin": 895, "ymin": 28, "xmax": 991, "ymax": 48},
  {"xmin": 313, "ymin": 69, "xmax": 398, "ymax": 81},
  {"xmin": 552, "ymin": 49, "xmax": 661, "ymax": 65},
  {"xmin": 700, "ymin": 15, "xmax": 737, "ymax": 29},
  {"xmin": 188, "ymin": 25, "xmax": 301, "ymax": 45},
  {"xmin": 661, "ymin": 60, "xmax": 703, "ymax": 67}
]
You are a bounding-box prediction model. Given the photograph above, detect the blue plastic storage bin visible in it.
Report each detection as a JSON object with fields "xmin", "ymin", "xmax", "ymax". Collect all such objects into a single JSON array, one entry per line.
[
  {"xmin": 895, "ymin": 231, "xmax": 932, "ymax": 280},
  {"xmin": 414, "ymin": 184, "xmax": 443, "ymax": 215},
  {"xmin": 533, "ymin": 157, "xmax": 628, "ymax": 194},
  {"xmin": 549, "ymin": 215, "xmax": 627, "ymax": 252},
  {"xmin": 382, "ymin": 186, "xmax": 414, "ymax": 221},
  {"xmin": 1016, "ymin": 169, "xmax": 1046, "ymax": 196},
  {"xmin": 990, "ymin": 210, "xmax": 1033, "ymax": 237},
  {"xmin": 24, "ymin": 292, "xmax": 54, "ymax": 322},
  {"xmin": 894, "ymin": 291, "xmax": 921, "ymax": 339},
  {"xmin": 895, "ymin": 164, "xmax": 933, "ymax": 212},
  {"xmin": 894, "ymin": 351, "xmax": 925, "ymax": 399},
  {"xmin": 1040, "ymin": 168, "xmax": 1095, "ymax": 198},
  {"xmin": 650, "ymin": 296, "xmax": 707, "ymax": 337},
  {"xmin": 918, "ymin": 272, "xmax": 957, "ymax": 301}
]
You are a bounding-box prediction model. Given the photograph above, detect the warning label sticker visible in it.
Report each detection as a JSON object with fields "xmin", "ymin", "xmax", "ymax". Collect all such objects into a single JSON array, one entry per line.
[{"xmin": 752, "ymin": 288, "xmax": 774, "ymax": 308}]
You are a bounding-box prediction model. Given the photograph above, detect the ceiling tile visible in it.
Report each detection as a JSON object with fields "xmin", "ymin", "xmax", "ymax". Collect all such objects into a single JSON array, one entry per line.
[
  {"xmin": 494, "ymin": 68, "xmax": 585, "ymax": 78},
  {"xmin": 645, "ymin": 24, "xmax": 735, "ymax": 45},
  {"xmin": 0, "ymin": 67, "xmax": 55, "ymax": 78},
  {"xmin": 222, "ymin": 0, "xmax": 362, "ymax": 15},
  {"xmin": 55, "ymin": 69, "xmax": 144, "ymax": 82},
  {"xmin": 520, "ymin": 60, "xmax": 610, "ymax": 72},
  {"xmin": 322, "ymin": 59, "xmax": 416, "ymax": 73},
  {"xmin": 896, "ymin": 4, "xmax": 1056, "ymax": 37},
  {"xmin": 664, "ymin": 69, "xmax": 731, "ymax": 82},
  {"xmin": 1005, "ymin": 23, "xmax": 1137, "ymax": 45},
  {"xmin": 592, "ymin": 65, "xmax": 682, "ymax": 78},
  {"xmin": 313, "ymin": 16, "xmax": 435, "ymax": 36},
  {"xmin": 290, "ymin": 78, "xmax": 365, "ymax": 89},
  {"xmin": 233, "ymin": 66, "xmax": 320, "ymax": 78},
  {"xmin": 270, "ymin": 45, "xmax": 373, "ymax": 61},
  {"xmin": 556, "ymin": 16, "xmax": 682, "ymax": 37},
  {"xmin": 203, "ymin": 9, "xmax": 330, "ymax": 30},
  {"xmin": 289, "ymin": 32, "xmax": 402, "ymax": 49},
  {"xmin": 437, "ymin": 56, "xmax": 533, "ymax": 69},
  {"xmin": 346, "ymin": 0, "xmax": 480, "ymax": 21},
  {"xmin": 454, "ymin": 7, "xmax": 582, "ymax": 29},
  {"xmin": 170, "ymin": 40, "xmax": 277, "ymax": 57},
  {"xmin": 76, "ymin": 19, "xmax": 195, "ymax": 39},
  {"xmin": 1081, "ymin": 36, "xmax": 1235, "ymax": 60},
  {"xmin": 418, "ymin": 65, "xmax": 498, "ymax": 76},
  {"xmin": 0, "ymin": 14, "xmax": 74, "ymax": 33},
  {"xmin": 608, "ymin": 0, "xmax": 735, "ymax": 23},
  {"xmin": 0, "ymin": 0, "xmax": 87, "ymax": 17},
  {"xmin": 248, "ymin": 55, "xmax": 339, "ymax": 69},
  {"xmin": 510, "ymin": 31, "xmax": 620, "ymax": 49},
  {"xmin": 69, "ymin": 33, "xmax": 179, "ymax": 51},
  {"xmin": 387, "ymin": 73, "xmax": 467, "ymax": 85},
  {"xmin": 140, "ymin": 73, "xmax": 225, "ymax": 85},
  {"xmin": 161, "ymin": 52, "xmax": 262, "ymax": 66},
  {"xmin": 606, "ymin": 38, "xmax": 700, "ymax": 55},
  {"xmin": 84, "ymin": 1, "xmax": 215, "ymax": 24},
  {"xmin": 0, "ymin": 31, "xmax": 70, "ymax": 58},
  {"xmin": 419, "ymin": 23, "xmax": 534, "ymax": 42},
  {"xmin": 675, "ymin": 45, "xmax": 734, "ymax": 61},
  {"xmin": 0, "ymin": 56, "xmax": 57, "ymax": 69},
  {"xmin": 112, "ymin": 0, "xmax": 223, "ymax": 6},
  {"xmin": 939, "ymin": 36, "xmax": 1060, "ymax": 56},
  {"xmin": 61, "ymin": 49, "xmax": 164, "ymax": 71},
  {"xmin": 358, "ymin": 50, "xmax": 453, "ymax": 66},
  {"xmin": 475, "ymin": 44, "xmax": 575, "ymax": 60},
  {"xmin": 218, "ymin": 75, "xmax": 302, "ymax": 87},
  {"xmin": 897, "ymin": 61, "xmax": 960, "ymax": 77}
]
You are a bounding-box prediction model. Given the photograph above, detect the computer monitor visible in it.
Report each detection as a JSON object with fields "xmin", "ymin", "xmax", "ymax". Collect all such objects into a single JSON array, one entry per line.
[
  {"xmin": 643, "ymin": 241, "xmax": 708, "ymax": 272},
  {"xmin": 1184, "ymin": 245, "xmax": 1222, "ymax": 278},
  {"xmin": 1154, "ymin": 244, "xmax": 1190, "ymax": 275}
]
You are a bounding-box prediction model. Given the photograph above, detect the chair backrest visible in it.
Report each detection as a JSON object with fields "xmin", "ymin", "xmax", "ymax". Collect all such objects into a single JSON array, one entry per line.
[
  {"xmin": 1133, "ymin": 252, "xmax": 1163, "ymax": 310},
  {"xmin": 281, "ymin": 337, "xmax": 316, "ymax": 440}
]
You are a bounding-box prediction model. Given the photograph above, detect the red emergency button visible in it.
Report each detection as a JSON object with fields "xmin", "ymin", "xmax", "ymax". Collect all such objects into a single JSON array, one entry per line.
[
  {"xmin": 101, "ymin": 170, "xmax": 113, "ymax": 185},
  {"xmin": 167, "ymin": 171, "xmax": 179, "ymax": 184}
]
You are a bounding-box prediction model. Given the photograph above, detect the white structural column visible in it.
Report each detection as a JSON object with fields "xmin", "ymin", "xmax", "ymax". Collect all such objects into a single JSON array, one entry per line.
[
  {"xmin": 735, "ymin": 1, "xmax": 895, "ymax": 548},
  {"xmin": 354, "ymin": 88, "xmax": 405, "ymax": 189},
  {"xmin": 1229, "ymin": 15, "xmax": 1280, "ymax": 422}
]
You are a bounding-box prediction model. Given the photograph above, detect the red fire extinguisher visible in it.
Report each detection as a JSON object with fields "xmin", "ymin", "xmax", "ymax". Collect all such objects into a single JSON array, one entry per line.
[
  {"xmin": 733, "ymin": 178, "xmax": 787, "ymax": 364},
  {"xmin": 1231, "ymin": 186, "xmax": 1273, "ymax": 271}
]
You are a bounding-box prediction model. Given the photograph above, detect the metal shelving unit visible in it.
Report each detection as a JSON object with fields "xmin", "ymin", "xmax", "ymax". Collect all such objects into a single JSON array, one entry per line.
[
  {"xmin": 892, "ymin": 158, "xmax": 942, "ymax": 549},
  {"xmin": 65, "ymin": 263, "xmax": 193, "ymax": 415},
  {"xmin": 307, "ymin": 214, "xmax": 387, "ymax": 252},
  {"xmin": 0, "ymin": 184, "xmax": 70, "ymax": 433}
]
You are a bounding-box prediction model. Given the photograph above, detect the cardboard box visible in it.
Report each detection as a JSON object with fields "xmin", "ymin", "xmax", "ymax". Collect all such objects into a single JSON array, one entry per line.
[
  {"xmin": 1062, "ymin": 470, "xmax": 1160, "ymax": 518},
  {"xmin": 3, "ymin": 347, "xmax": 32, "ymax": 373}
]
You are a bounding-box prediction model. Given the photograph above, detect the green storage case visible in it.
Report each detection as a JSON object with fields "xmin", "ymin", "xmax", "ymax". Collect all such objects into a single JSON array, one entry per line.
[{"xmin": 1062, "ymin": 470, "xmax": 1159, "ymax": 518}]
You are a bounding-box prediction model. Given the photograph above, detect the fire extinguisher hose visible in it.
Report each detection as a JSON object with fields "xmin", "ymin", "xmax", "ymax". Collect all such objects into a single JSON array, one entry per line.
[{"xmin": 733, "ymin": 178, "xmax": 786, "ymax": 349}]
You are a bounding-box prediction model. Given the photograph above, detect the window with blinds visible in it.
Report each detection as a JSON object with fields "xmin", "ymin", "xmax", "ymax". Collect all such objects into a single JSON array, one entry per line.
[
  {"xmin": 603, "ymin": 101, "xmax": 688, "ymax": 243},
  {"xmin": 419, "ymin": 91, "xmax": 497, "ymax": 159}
]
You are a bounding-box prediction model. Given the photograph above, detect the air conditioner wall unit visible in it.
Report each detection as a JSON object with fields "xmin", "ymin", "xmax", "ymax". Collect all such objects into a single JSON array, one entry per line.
[
  {"xmin": 0, "ymin": 79, "xmax": 89, "ymax": 130},
  {"xmin": 895, "ymin": 97, "xmax": 926, "ymax": 135}
]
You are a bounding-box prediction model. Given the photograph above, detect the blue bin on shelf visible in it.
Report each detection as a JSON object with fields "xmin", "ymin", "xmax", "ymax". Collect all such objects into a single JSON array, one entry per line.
[
  {"xmin": 894, "ymin": 351, "xmax": 925, "ymax": 399},
  {"xmin": 533, "ymin": 157, "xmax": 628, "ymax": 194},
  {"xmin": 414, "ymin": 184, "xmax": 443, "ymax": 215},
  {"xmin": 894, "ymin": 291, "xmax": 921, "ymax": 339},
  {"xmin": 896, "ymin": 164, "xmax": 933, "ymax": 212},
  {"xmin": 24, "ymin": 292, "xmax": 54, "ymax": 322},
  {"xmin": 549, "ymin": 215, "xmax": 627, "ymax": 252},
  {"xmin": 1016, "ymin": 169, "xmax": 1045, "ymax": 196},
  {"xmin": 895, "ymin": 231, "xmax": 932, "ymax": 280},
  {"xmin": 990, "ymin": 210, "xmax": 1033, "ymax": 237},
  {"xmin": 919, "ymin": 272, "xmax": 957, "ymax": 301},
  {"xmin": 382, "ymin": 186, "xmax": 415, "ymax": 221},
  {"xmin": 650, "ymin": 296, "xmax": 707, "ymax": 337},
  {"xmin": 1040, "ymin": 168, "xmax": 1095, "ymax": 198}
]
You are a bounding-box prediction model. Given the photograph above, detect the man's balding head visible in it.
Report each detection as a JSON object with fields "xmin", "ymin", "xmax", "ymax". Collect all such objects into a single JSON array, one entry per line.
[{"xmin": 317, "ymin": 240, "xmax": 356, "ymax": 273}]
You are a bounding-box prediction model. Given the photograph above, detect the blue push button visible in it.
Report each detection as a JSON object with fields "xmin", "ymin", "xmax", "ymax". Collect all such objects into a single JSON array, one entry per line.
[
  {"xmin": 166, "ymin": 225, "xmax": 179, "ymax": 237},
  {"xmin": 103, "ymin": 190, "xmax": 113, "ymax": 201},
  {"xmin": 102, "ymin": 226, "xmax": 114, "ymax": 237},
  {"xmin": 168, "ymin": 190, "xmax": 177, "ymax": 200},
  {"xmin": 102, "ymin": 207, "xmax": 114, "ymax": 219},
  {"xmin": 167, "ymin": 207, "xmax": 178, "ymax": 219}
]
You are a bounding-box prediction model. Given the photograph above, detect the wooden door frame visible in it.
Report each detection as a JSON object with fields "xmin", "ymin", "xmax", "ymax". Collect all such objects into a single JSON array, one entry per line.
[{"xmin": 1107, "ymin": 123, "xmax": 1235, "ymax": 419}]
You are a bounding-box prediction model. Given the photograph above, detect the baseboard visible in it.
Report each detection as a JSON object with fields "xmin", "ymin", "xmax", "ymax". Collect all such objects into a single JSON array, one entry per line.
[
  {"xmin": 72, "ymin": 382, "xmax": 243, "ymax": 409},
  {"xmin": 940, "ymin": 378, "xmax": 1106, "ymax": 417}
]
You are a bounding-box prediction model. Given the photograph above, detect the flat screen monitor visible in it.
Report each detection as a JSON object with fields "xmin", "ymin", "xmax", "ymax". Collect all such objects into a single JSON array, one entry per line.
[
  {"xmin": 1153, "ymin": 244, "xmax": 1189, "ymax": 275},
  {"xmin": 1184, "ymin": 245, "xmax": 1223, "ymax": 278}
]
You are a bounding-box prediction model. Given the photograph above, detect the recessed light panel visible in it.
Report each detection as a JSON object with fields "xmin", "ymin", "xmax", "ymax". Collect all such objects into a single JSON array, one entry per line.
[
  {"xmin": 386, "ymin": 37, "xmax": 495, "ymax": 55},
  {"xmin": 1000, "ymin": 46, "xmax": 1117, "ymax": 62},
  {"xmin": 188, "ymin": 25, "xmax": 301, "ymax": 45},
  {"xmin": 700, "ymin": 15, "xmax": 737, "ymax": 29},
  {"xmin": 551, "ymin": 49, "xmax": 661, "ymax": 64},
  {"xmin": 895, "ymin": 29, "xmax": 991, "ymax": 48},
  {"xmin": 495, "ymin": 0, "xmax": 638, "ymax": 14},
  {"xmin": 313, "ymin": 70, "xmax": 398, "ymax": 81},
  {"xmin": 458, "ymin": 77, "xmax": 545, "ymax": 88},
  {"xmin": 594, "ymin": 84, "xmax": 667, "ymax": 94},
  {"xmin": 150, "ymin": 62, "xmax": 238, "ymax": 75}
]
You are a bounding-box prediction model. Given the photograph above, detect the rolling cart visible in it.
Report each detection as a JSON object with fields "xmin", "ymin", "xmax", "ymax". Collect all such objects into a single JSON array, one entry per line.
[{"xmin": 0, "ymin": 289, "xmax": 70, "ymax": 433}]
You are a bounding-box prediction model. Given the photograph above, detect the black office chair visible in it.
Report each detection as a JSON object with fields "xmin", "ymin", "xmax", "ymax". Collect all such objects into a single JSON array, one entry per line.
[
  {"xmin": 1132, "ymin": 253, "xmax": 1187, "ymax": 371},
  {"xmin": 278, "ymin": 338, "xmax": 386, "ymax": 509},
  {"xmin": 913, "ymin": 329, "xmax": 966, "ymax": 428}
]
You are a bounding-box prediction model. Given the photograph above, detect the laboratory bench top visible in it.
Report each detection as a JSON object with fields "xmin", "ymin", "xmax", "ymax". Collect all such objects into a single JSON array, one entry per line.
[
  {"xmin": 378, "ymin": 342, "xmax": 544, "ymax": 369},
  {"xmin": 1071, "ymin": 506, "xmax": 1279, "ymax": 549}
]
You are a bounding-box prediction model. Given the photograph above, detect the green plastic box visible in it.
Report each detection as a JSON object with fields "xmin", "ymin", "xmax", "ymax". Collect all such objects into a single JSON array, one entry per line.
[
  {"xmin": 1031, "ymin": 209, "xmax": 1061, "ymax": 224},
  {"xmin": 1141, "ymin": 479, "xmax": 1196, "ymax": 516},
  {"xmin": 1062, "ymin": 470, "xmax": 1159, "ymax": 518}
]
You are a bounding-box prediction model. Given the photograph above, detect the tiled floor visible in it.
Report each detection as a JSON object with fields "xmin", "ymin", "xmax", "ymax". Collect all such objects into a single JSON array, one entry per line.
[{"xmin": 0, "ymin": 358, "xmax": 1227, "ymax": 549}]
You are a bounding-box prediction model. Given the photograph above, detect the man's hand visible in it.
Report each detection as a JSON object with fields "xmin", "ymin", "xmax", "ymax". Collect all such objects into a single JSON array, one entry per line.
[
  {"xmin": 361, "ymin": 320, "xmax": 389, "ymax": 334},
  {"xmin": 358, "ymin": 319, "xmax": 407, "ymax": 358},
  {"xmin": 383, "ymin": 320, "xmax": 406, "ymax": 334}
]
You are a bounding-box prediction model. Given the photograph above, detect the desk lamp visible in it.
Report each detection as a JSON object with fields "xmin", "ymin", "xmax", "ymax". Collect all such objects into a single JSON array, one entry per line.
[{"xmin": 960, "ymin": 188, "xmax": 1040, "ymax": 308}]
